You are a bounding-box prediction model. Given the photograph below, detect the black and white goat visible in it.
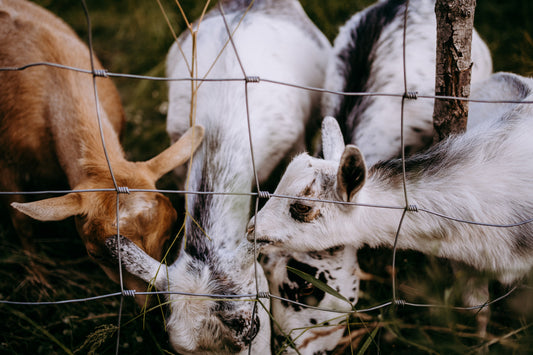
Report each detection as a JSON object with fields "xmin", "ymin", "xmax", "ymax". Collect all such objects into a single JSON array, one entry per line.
[
  {"xmin": 248, "ymin": 72, "xmax": 533, "ymax": 289},
  {"xmin": 107, "ymin": 0, "xmax": 331, "ymax": 354},
  {"xmin": 322, "ymin": 0, "xmax": 493, "ymax": 165},
  {"xmin": 260, "ymin": 0, "xmax": 492, "ymax": 351}
]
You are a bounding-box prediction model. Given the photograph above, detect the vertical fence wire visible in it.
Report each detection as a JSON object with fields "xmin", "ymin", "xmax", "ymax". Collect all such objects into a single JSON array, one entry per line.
[
  {"xmin": 77, "ymin": 0, "xmax": 126, "ymax": 352},
  {"xmin": 216, "ymin": 2, "xmax": 263, "ymax": 352}
]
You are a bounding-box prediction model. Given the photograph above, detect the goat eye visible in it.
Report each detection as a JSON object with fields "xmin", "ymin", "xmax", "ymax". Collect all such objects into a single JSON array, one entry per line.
[
  {"xmin": 292, "ymin": 203, "xmax": 311, "ymax": 213},
  {"xmin": 290, "ymin": 202, "xmax": 318, "ymax": 223},
  {"xmin": 299, "ymin": 282, "xmax": 315, "ymax": 297}
]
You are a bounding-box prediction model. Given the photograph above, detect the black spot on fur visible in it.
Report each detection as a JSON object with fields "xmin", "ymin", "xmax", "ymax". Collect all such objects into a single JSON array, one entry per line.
[
  {"xmin": 185, "ymin": 164, "xmax": 215, "ymax": 263},
  {"xmin": 258, "ymin": 253, "xmax": 269, "ymax": 265},
  {"xmin": 334, "ymin": 0, "xmax": 406, "ymax": 143},
  {"xmin": 184, "ymin": 131, "xmax": 225, "ymax": 263},
  {"xmin": 278, "ymin": 258, "xmax": 327, "ymax": 311},
  {"xmin": 217, "ymin": 309, "xmax": 260, "ymax": 349}
]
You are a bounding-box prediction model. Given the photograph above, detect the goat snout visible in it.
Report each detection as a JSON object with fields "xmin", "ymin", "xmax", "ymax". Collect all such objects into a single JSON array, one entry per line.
[{"xmin": 246, "ymin": 218, "xmax": 275, "ymax": 248}]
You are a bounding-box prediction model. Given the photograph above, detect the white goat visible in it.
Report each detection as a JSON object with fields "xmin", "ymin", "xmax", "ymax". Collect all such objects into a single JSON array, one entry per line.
[
  {"xmin": 107, "ymin": 0, "xmax": 331, "ymax": 354},
  {"xmin": 249, "ymin": 72, "xmax": 533, "ymax": 289},
  {"xmin": 260, "ymin": 0, "xmax": 493, "ymax": 352}
]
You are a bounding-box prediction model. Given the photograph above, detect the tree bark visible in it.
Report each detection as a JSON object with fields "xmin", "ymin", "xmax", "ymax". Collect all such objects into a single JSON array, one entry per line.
[{"xmin": 432, "ymin": 0, "xmax": 476, "ymax": 142}]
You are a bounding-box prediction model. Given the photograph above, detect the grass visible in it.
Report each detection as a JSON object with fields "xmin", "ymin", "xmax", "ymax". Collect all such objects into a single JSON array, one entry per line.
[
  {"xmin": 343, "ymin": 248, "xmax": 533, "ymax": 354},
  {"xmin": 1, "ymin": 0, "xmax": 532, "ymax": 353}
]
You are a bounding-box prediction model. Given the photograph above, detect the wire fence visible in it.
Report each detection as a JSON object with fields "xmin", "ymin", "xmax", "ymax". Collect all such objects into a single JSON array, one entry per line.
[{"xmin": 1, "ymin": 0, "xmax": 532, "ymax": 354}]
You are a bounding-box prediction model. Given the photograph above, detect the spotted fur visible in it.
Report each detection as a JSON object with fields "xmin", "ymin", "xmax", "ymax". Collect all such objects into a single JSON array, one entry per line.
[{"xmin": 259, "ymin": 246, "xmax": 359, "ymax": 352}]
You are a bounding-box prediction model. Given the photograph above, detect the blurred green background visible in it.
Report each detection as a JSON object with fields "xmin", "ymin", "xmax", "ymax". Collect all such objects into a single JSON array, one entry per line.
[{"xmin": 0, "ymin": 0, "xmax": 531, "ymax": 353}]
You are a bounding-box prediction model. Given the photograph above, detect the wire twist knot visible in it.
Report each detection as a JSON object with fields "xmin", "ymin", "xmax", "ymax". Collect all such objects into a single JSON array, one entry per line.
[
  {"xmin": 93, "ymin": 69, "xmax": 109, "ymax": 78},
  {"xmin": 406, "ymin": 204, "xmax": 419, "ymax": 212},
  {"xmin": 257, "ymin": 191, "xmax": 271, "ymax": 199},
  {"xmin": 116, "ymin": 186, "xmax": 130, "ymax": 194},
  {"xmin": 245, "ymin": 76, "xmax": 260, "ymax": 83},
  {"xmin": 257, "ymin": 291, "xmax": 270, "ymax": 299},
  {"xmin": 122, "ymin": 289, "xmax": 136, "ymax": 297},
  {"xmin": 394, "ymin": 299, "xmax": 406, "ymax": 306},
  {"xmin": 403, "ymin": 91, "xmax": 418, "ymax": 100}
]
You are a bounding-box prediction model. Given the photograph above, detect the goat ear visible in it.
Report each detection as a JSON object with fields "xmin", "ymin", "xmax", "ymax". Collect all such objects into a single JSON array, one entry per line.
[
  {"xmin": 11, "ymin": 194, "xmax": 82, "ymax": 221},
  {"xmin": 145, "ymin": 125, "xmax": 204, "ymax": 180},
  {"xmin": 336, "ymin": 145, "xmax": 366, "ymax": 202},
  {"xmin": 321, "ymin": 116, "xmax": 345, "ymax": 161}
]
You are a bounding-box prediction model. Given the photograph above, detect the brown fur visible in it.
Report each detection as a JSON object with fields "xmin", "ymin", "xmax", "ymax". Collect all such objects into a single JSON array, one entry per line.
[{"xmin": 0, "ymin": 0, "xmax": 204, "ymax": 300}]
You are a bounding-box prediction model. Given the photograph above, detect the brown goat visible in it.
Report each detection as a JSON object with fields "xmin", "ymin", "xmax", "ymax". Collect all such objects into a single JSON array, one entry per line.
[{"xmin": 0, "ymin": 0, "xmax": 204, "ymax": 299}]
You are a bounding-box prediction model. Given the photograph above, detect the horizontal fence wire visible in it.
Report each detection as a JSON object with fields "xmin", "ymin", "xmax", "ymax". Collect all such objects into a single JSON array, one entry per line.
[
  {"xmin": 0, "ymin": 282, "xmax": 523, "ymax": 315},
  {"xmin": 1, "ymin": 0, "xmax": 532, "ymax": 354},
  {"xmin": 2, "ymin": 188, "xmax": 532, "ymax": 228},
  {"xmin": 3, "ymin": 61, "xmax": 533, "ymax": 104}
]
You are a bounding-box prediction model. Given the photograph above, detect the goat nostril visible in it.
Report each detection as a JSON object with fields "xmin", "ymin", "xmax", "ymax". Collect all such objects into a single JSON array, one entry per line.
[{"xmin": 247, "ymin": 224, "xmax": 255, "ymax": 235}]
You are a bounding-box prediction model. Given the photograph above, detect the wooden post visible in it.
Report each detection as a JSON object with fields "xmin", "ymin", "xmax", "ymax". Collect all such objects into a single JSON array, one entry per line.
[{"xmin": 432, "ymin": 0, "xmax": 476, "ymax": 142}]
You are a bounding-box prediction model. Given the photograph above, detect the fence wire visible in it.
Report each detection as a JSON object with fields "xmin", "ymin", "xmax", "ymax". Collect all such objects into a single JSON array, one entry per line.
[{"xmin": 1, "ymin": 0, "xmax": 532, "ymax": 354}]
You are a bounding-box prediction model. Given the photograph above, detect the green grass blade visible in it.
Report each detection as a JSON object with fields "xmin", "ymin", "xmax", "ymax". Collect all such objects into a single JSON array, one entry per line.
[
  {"xmin": 357, "ymin": 326, "xmax": 380, "ymax": 355},
  {"xmin": 286, "ymin": 265, "xmax": 352, "ymax": 307}
]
